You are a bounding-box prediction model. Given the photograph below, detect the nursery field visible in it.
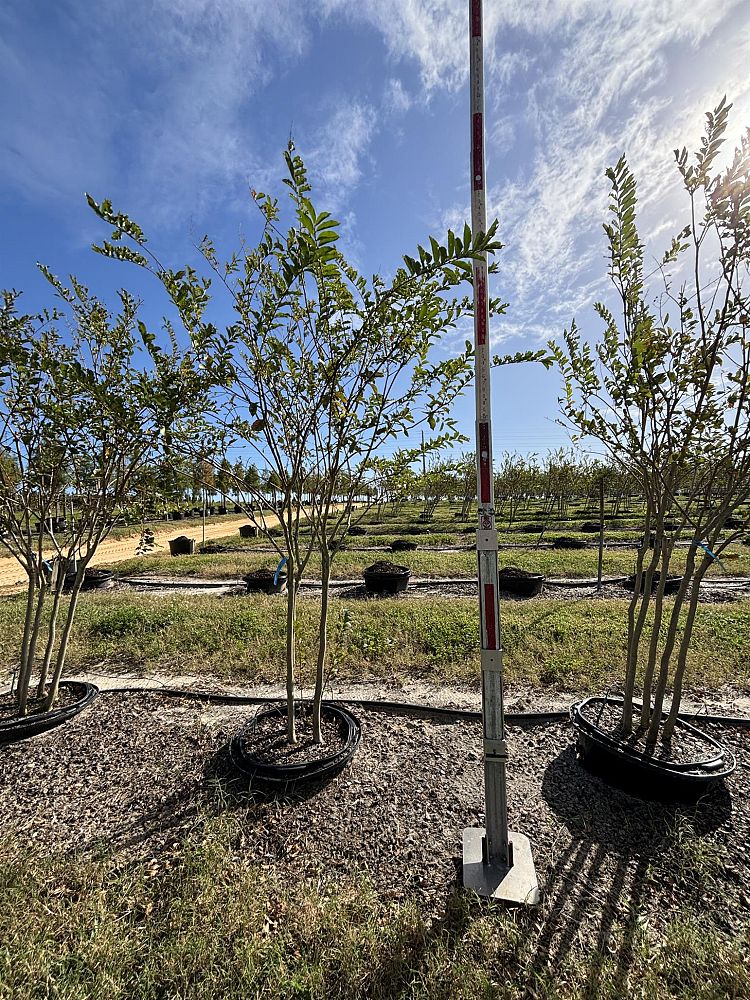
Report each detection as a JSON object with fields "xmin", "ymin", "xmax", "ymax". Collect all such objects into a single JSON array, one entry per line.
[
  {"xmin": 4, "ymin": 22, "xmax": 750, "ymax": 993},
  {"xmin": 102, "ymin": 500, "xmax": 750, "ymax": 582},
  {"xmin": 2, "ymin": 498, "xmax": 749, "ymax": 1000}
]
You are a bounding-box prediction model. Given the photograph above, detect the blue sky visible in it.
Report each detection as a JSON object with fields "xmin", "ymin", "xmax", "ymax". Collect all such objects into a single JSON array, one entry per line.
[{"xmin": 2, "ymin": 0, "xmax": 750, "ymax": 463}]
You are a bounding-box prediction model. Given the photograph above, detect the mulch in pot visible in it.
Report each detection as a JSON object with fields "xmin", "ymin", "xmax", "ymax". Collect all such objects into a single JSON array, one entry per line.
[
  {"xmin": 364, "ymin": 560, "xmax": 409, "ymax": 575},
  {"xmin": 238, "ymin": 710, "xmax": 348, "ymax": 766},
  {"xmin": 0, "ymin": 684, "xmax": 80, "ymax": 723},
  {"xmin": 578, "ymin": 699, "xmax": 718, "ymax": 767}
]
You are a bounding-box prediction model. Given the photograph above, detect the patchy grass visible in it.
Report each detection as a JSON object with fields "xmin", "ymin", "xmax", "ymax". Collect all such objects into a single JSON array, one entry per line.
[
  {"xmin": 0, "ymin": 818, "xmax": 747, "ymax": 1000},
  {"xmin": 1, "ymin": 591, "xmax": 748, "ymax": 693},
  {"xmin": 106, "ymin": 543, "xmax": 750, "ymax": 581}
]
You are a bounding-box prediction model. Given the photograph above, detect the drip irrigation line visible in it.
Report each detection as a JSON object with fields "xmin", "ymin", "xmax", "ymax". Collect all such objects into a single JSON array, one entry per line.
[{"xmin": 97, "ymin": 684, "xmax": 750, "ymax": 730}]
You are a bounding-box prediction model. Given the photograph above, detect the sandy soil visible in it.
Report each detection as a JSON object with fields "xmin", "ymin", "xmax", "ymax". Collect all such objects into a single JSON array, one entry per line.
[{"xmin": 0, "ymin": 516, "xmax": 257, "ymax": 593}]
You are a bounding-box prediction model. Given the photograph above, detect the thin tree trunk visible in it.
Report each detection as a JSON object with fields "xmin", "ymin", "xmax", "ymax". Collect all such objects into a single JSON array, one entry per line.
[
  {"xmin": 597, "ymin": 477, "xmax": 604, "ymax": 591},
  {"xmin": 41, "ymin": 563, "xmax": 88, "ymax": 711},
  {"xmin": 662, "ymin": 559, "xmax": 711, "ymax": 741},
  {"xmin": 620, "ymin": 534, "xmax": 660, "ymax": 733},
  {"xmin": 16, "ymin": 575, "xmax": 37, "ymax": 710},
  {"xmin": 18, "ymin": 581, "xmax": 48, "ymax": 715},
  {"xmin": 36, "ymin": 576, "xmax": 64, "ymax": 698},
  {"xmin": 285, "ymin": 554, "xmax": 297, "ymax": 745},
  {"xmin": 313, "ymin": 547, "xmax": 331, "ymax": 745},
  {"xmin": 639, "ymin": 540, "xmax": 674, "ymax": 731},
  {"xmin": 645, "ymin": 545, "xmax": 698, "ymax": 748}
]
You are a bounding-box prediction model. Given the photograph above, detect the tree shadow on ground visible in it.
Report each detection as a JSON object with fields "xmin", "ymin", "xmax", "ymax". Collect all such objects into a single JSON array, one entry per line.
[{"xmin": 519, "ymin": 745, "xmax": 733, "ymax": 997}]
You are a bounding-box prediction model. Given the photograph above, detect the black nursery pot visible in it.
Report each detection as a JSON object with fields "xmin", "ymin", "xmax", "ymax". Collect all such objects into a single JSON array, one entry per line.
[
  {"xmin": 580, "ymin": 521, "xmax": 604, "ymax": 533},
  {"xmin": 570, "ymin": 696, "xmax": 735, "ymax": 801},
  {"xmin": 0, "ymin": 680, "xmax": 99, "ymax": 746},
  {"xmin": 623, "ymin": 570, "xmax": 681, "ymax": 595},
  {"xmin": 552, "ymin": 536, "xmax": 588, "ymax": 550},
  {"xmin": 497, "ymin": 567, "xmax": 544, "ymax": 597},
  {"xmin": 243, "ymin": 569, "xmax": 287, "ymax": 594},
  {"xmin": 230, "ymin": 702, "xmax": 361, "ymax": 789},
  {"xmin": 363, "ymin": 561, "xmax": 410, "ymax": 595},
  {"xmin": 390, "ymin": 539, "xmax": 418, "ymax": 552},
  {"xmin": 239, "ymin": 524, "xmax": 259, "ymax": 539},
  {"xmin": 63, "ymin": 567, "xmax": 115, "ymax": 593},
  {"xmin": 80, "ymin": 568, "xmax": 114, "ymax": 592},
  {"xmin": 168, "ymin": 535, "xmax": 195, "ymax": 556},
  {"xmin": 725, "ymin": 516, "xmax": 746, "ymax": 530}
]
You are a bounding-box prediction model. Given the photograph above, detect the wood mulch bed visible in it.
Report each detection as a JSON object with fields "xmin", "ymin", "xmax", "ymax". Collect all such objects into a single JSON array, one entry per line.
[{"xmin": 0, "ymin": 691, "xmax": 748, "ymax": 947}]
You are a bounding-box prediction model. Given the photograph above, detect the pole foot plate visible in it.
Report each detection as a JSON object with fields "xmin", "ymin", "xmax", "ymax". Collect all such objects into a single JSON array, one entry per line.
[{"xmin": 462, "ymin": 828, "xmax": 540, "ymax": 906}]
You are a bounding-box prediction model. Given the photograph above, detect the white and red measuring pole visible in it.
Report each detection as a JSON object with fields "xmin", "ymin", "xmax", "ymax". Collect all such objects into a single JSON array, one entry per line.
[{"xmin": 469, "ymin": 0, "xmax": 511, "ymax": 870}]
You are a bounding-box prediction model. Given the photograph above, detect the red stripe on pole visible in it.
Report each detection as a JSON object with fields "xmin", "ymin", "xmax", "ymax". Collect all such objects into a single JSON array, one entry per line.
[
  {"xmin": 484, "ymin": 583, "xmax": 497, "ymax": 648},
  {"xmin": 470, "ymin": 0, "xmax": 482, "ymax": 38},
  {"xmin": 475, "ymin": 265, "xmax": 487, "ymax": 344},
  {"xmin": 472, "ymin": 113, "xmax": 484, "ymax": 190},
  {"xmin": 478, "ymin": 422, "xmax": 491, "ymax": 502}
]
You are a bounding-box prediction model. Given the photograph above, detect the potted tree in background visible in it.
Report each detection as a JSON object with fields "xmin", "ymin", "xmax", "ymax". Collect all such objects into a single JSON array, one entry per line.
[{"xmin": 553, "ymin": 99, "xmax": 749, "ymax": 797}]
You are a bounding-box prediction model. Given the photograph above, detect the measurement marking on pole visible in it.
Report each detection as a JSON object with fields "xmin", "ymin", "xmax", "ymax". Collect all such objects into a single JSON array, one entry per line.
[
  {"xmin": 475, "ymin": 265, "xmax": 487, "ymax": 344},
  {"xmin": 483, "ymin": 583, "xmax": 497, "ymax": 648},
  {"xmin": 478, "ymin": 422, "xmax": 491, "ymax": 502},
  {"xmin": 472, "ymin": 114, "xmax": 484, "ymax": 189},
  {"xmin": 471, "ymin": 0, "xmax": 482, "ymax": 37}
]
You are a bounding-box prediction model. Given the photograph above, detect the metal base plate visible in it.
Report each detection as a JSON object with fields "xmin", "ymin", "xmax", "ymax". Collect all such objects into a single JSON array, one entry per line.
[{"xmin": 462, "ymin": 828, "xmax": 540, "ymax": 906}]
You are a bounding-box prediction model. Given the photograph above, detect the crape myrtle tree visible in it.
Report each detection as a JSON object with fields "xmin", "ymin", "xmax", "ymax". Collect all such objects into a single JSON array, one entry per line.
[
  {"xmin": 88, "ymin": 143, "xmax": 506, "ymax": 744},
  {"xmin": 551, "ymin": 99, "xmax": 750, "ymax": 747},
  {"xmin": 456, "ymin": 451, "xmax": 478, "ymax": 519},
  {"xmin": 372, "ymin": 455, "xmax": 417, "ymax": 519},
  {"xmin": 0, "ymin": 278, "xmax": 202, "ymax": 715},
  {"xmin": 416, "ymin": 461, "xmax": 458, "ymax": 520}
]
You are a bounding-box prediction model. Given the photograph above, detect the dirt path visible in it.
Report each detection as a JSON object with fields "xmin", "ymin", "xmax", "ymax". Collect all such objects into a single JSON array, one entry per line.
[{"xmin": 0, "ymin": 515, "xmax": 258, "ymax": 593}]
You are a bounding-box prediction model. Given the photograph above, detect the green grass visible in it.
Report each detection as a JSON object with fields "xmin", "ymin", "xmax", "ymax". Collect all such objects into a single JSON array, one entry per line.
[
  {"xmin": 1, "ymin": 591, "xmax": 748, "ymax": 693},
  {"xmin": 106, "ymin": 542, "xmax": 750, "ymax": 581},
  {"xmin": 0, "ymin": 817, "xmax": 747, "ymax": 1000}
]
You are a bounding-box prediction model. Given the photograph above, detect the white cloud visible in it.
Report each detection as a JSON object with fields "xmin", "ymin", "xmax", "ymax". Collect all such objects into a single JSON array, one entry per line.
[
  {"xmin": 384, "ymin": 78, "xmax": 413, "ymax": 115},
  {"xmin": 429, "ymin": 1, "xmax": 750, "ymax": 345},
  {"xmin": 305, "ymin": 99, "xmax": 378, "ymax": 207}
]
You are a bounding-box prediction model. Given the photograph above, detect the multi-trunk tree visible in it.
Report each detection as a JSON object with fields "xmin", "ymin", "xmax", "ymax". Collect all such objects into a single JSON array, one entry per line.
[
  {"xmin": 88, "ymin": 142, "xmax": 505, "ymax": 744},
  {"xmin": 0, "ymin": 277, "xmax": 202, "ymax": 714},
  {"xmin": 552, "ymin": 99, "xmax": 750, "ymax": 746}
]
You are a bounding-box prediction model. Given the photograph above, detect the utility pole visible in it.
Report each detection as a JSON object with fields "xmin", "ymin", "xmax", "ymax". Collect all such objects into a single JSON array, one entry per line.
[{"xmin": 462, "ymin": 0, "xmax": 539, "ymax": 905}]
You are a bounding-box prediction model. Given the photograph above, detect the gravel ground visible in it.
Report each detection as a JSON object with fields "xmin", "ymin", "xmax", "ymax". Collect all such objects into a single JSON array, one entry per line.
[{"xmin": 1, "ymin": 690, "xmax": 748, "ymax": 948}]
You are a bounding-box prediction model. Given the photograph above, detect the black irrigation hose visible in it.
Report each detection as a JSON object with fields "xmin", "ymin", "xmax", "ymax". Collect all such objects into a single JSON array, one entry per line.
[{"xmin": 99, "ymin": 684, "xmax": 750, "ymax": 729}]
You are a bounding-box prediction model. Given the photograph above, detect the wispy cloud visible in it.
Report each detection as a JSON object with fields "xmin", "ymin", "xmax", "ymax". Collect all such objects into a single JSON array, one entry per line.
[
  {"xmin": 424, "ymin": 0, "xmax": 750, "ymax": 345},
  {"xmin": 0, "ymin": 0, "xmax": 310, "ymax": 226},
  {"xmin": 305, "ymin": 99, "xmax": 378, "ymax": 207}
]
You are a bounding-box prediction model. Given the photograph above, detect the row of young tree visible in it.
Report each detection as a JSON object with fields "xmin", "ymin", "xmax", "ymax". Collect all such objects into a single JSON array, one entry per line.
[
  {"xmin": 2, "ymin": 101, "xmax": 749, "ymax": 753},
  {"xmin": 1, "ymin": 144, "xmax": 505, "ymax": 743},
  {"xmin": 382, "ymin": 451, "xmax": 641, "ymax": 523}
]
